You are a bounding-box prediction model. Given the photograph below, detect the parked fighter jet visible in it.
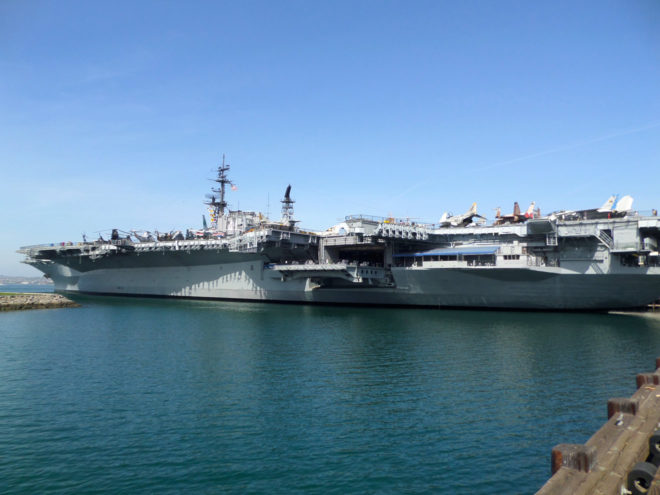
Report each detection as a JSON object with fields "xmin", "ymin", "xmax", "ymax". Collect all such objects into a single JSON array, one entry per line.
[
  {"xmin": 494, "ymin": 201, "xmax": 536, "ymax": 225},
  {"xmin": 439, "ymin": 203, "xmax": 486, "ymax": 227},
  {"xmin": 131, "ymin": 230, "xmax": 154, "ymax": 242},
  {"xmin": 551, "ymin": 195, "xmax": 634, "ymax": 221}
]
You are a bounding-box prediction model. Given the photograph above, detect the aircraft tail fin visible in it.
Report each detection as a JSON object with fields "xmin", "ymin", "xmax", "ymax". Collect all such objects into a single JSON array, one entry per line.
[
  {"xmin": 597, "ymin": 195, "xmax": 617, "ymax": 212},
  {"xmin": 615, "ymin": 195, "xmax": 634, "ymax": 212},
  {"xmin": 525, "ymin": 201, "xmax": 535, "ymax": 217},
  {"xmin": 513, "ymin": 202, "xmax": 521, "ymax": 216}
]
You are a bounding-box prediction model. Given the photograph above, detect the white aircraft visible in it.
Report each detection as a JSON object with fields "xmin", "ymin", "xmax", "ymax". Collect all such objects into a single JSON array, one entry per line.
[
  {"xmin": 131, "ymin": 230, "xmax": 154, "ymax": 242},
  {"xmin": 439, "ymin": 202, "xmax": 486, "ymax": 227},
  {"xmin": 551, "ymin": 195, "xmax": 633, "ymax": 221}
]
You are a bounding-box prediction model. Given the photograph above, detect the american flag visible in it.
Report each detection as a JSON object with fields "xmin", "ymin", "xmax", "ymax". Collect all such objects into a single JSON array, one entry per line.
[{"xmin": 231, "ymin": 184, "xmax": 238, "ymax": 191}]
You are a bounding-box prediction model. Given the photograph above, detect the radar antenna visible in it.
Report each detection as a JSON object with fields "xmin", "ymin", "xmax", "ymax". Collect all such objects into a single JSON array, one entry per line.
[{"xmin": 204, "ymin": 154, "xmax": 235, "ymax": 229}]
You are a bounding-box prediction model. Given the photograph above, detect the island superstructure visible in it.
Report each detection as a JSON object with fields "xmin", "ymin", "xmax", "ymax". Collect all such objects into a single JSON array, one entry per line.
[{"xmin": 18, "ymin": 159, "xmax": 660, "ymax": 310}]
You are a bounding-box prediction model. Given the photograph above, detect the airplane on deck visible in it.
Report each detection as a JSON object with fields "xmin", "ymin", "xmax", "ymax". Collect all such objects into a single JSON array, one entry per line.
[
  {"xmin": 131, "ymin": 230, "xmax": 154, "ymax": 242},
  {"xmin": 494, "ymin": 201, "xmax": 536, "ymax": 225},
  {"xmin": 439, "ymin": 202, "xmax": 486, "ymax": 227},
  {"xmin": 551, "ymin": 195, "xmax": 634, "ymax": 221}
]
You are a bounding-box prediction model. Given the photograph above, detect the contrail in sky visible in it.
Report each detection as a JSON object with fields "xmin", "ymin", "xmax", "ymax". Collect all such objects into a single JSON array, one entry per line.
[
  {"xmin": 391, "ymin": 119, "xmax": 660, "ymax": 203},
  {"xmin": 473, "ymin": 119, "xmax": 660, "ymax": 172}
]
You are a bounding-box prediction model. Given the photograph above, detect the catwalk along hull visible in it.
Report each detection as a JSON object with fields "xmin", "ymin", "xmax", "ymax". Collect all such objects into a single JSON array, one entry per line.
[{"xmin": 37, "ymin": 258, "xmax": 660, "ymax": 310}]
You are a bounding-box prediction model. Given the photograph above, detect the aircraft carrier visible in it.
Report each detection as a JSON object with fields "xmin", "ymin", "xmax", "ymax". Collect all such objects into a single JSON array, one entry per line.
[{"xmin": 18, "ymin": 158, "xmax": 660, "ymax": 310}]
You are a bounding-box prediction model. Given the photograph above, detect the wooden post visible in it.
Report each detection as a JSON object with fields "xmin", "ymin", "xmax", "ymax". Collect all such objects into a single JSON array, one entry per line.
[
  {"xmin": 551, "ymin": 444, "xmax": 597, "ymax": 474},
  {"xmin": 637, "ymin": 373, "xmax": 660, "ymax": 388},
  {"xmin": 607, "ymin": 398, "xmax": 639, "ymax": 419}
]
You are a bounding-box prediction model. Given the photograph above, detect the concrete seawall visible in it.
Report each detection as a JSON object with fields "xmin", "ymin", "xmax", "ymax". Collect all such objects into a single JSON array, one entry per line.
[{"xmin": 0, "ymin": 293, "xmax": 79, "ymax": 311}]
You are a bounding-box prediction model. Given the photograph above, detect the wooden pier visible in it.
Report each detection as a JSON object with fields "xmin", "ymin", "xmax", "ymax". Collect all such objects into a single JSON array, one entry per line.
[{"xmin": 536, "ymin": 358, "xmax": 660, "ymax": 494}]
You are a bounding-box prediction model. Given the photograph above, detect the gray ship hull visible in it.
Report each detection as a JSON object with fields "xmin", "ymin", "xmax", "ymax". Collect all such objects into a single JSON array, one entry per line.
[{"xmin": 38, "ymin": 258, "xmax": 660, "ymax": 310}]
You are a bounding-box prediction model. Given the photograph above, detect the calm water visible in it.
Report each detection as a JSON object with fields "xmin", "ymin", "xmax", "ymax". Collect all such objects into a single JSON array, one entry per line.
[{"xmin": 2, "ymin": 286, "xmax": 660, "ymax": 494}]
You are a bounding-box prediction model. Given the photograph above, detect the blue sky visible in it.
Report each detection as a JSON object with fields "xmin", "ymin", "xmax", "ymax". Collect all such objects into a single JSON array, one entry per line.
[{"xmin": 1, "ymin": 0, "xmax": 659, "ymax": 276}]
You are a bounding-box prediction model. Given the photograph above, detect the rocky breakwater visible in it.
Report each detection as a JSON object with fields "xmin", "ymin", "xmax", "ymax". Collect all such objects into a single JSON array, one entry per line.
[{"xmin": 0, "ymin": 293, "xmax": 80, "ymax": 311}]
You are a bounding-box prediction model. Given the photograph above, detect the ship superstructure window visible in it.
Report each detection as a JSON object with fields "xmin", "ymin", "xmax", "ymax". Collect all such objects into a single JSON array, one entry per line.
[
  {"xmin": 503, "ymin": 255, "xmax": 520, "ymax": 260},
  {"xmin": 393, "ymin": 246, "xmax": 499, "ymax": 267},
  {"xmin": 465, "ymin": 254, "xmax": 496, "ymax": 266}
]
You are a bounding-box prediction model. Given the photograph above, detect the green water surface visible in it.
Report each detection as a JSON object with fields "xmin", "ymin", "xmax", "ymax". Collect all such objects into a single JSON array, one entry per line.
[{"xmin": 1, "ymin": 288, "xmax": 659, "ymax": 494}]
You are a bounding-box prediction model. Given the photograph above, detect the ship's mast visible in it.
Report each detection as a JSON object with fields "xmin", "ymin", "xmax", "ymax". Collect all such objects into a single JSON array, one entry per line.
[
  {"xmin": 281, "ymin": 184, "xmax": 295, "ymax": 226},
  {"xmin": 205, "ymin": 154, "xmax": 234, "ymax": 229}
]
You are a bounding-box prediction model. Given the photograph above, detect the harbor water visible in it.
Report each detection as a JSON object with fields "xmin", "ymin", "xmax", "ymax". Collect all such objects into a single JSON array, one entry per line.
[{"xmin": 2, "ymin": 286, "xmax": 660, "ymax": 494}]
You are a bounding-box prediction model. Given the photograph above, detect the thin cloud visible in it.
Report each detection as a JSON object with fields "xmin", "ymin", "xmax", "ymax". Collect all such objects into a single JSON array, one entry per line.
[
  {"xmin": 391, "ymin": 119, "xmax": 660, "ymax": 202},
  {"xmin": 473, "ymin": 120, "xmax": 660, "ymax": 172}
]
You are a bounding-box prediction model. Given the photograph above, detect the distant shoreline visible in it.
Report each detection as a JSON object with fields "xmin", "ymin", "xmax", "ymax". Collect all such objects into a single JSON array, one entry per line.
[{"xmin": 0, "ymin": 276, "xmax": 53, "ymax": 285}]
